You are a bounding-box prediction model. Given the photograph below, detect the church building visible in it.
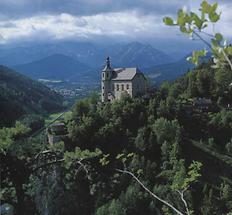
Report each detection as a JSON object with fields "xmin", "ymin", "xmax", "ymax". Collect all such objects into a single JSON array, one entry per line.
[{"xmin": 101, "ymin": 57, "xmax": 147, "ymax": 102}]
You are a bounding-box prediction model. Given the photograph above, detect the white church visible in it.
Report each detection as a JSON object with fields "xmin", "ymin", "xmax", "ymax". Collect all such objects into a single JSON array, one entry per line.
[{"xmin": 101, "ymin": 57, "xmax": 147, "ymax": 102}]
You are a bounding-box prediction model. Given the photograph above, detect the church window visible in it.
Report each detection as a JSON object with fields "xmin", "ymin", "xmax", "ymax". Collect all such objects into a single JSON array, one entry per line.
[
  {"xmin": 116, "ymin": 84, "xmax": 119, "ymax": 91},
  {"xmin": 102, "ymin": 73, "xmax": 104, "ymax": 78},
  {"xmin": 102, "ymin": 86, "xmax": 104, "ymax": 89},
  {"xmin": 122, "ymin": 84, "xmax": 124, "ymax": 91},
  {"xmin": 126, "ymin": 84, "xmax": 129, "ymax": 90},
  {"xmin": 106, "ymin": 73, "xmax": 109, "ymax": 78}
]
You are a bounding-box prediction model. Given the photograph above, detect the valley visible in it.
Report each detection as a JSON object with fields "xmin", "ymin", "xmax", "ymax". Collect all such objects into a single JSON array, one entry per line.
[
  {"xmin": 0, "ymin": 41, "xmax": 195, "ymax": 102},
  {"xmin": 38, "ymin": 79, "xmax": 99, "ymax": 102}
]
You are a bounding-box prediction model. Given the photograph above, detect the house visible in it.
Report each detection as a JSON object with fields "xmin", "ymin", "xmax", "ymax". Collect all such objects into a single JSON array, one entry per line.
[
  {"xmin": 193, "ymin": 98, "xmax": 213, "ymax": 111},
  {"xmin": 101, "ymin": 57, "xmax": 147, "ymax": 102},
  {"xmin": 47, "ymin": 122, "xmax": 68, "ymax": 145}
]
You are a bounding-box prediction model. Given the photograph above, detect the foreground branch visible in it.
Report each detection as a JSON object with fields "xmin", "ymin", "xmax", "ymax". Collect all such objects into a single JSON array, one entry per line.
[
  {"xmin": 221, "ymin": 48, "xmax": 232, "ymax": 71},
  {"xmin": 116, "ymin": 169, "xmax": 185, "ymax": 215},
  {"xmin": 33, "ymin": 157, "xmax": 89, "ymax": 176},
  {"xmin": 32, "ymin": 158, "xmax": 65, "ymax": 172},
  {"xmin": 193, "ymin": 31, "xmax": 211, "ymax": 49},
  {"xmin": 177, "ymin": 190, "xmax": 190, "ymax": 215},
  {"xmin": 34, "ymin": 150, "xmax": 60, "ymax": 161}
]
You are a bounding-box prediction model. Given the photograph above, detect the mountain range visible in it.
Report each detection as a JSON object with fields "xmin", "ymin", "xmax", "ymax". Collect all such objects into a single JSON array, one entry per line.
[
  {"xmin": 0, "ymin": 41, "xmax": 196, "ymax": 83},
  {"xmin": 0, "ymin": 42, "xmax": 173, "ymax": 68}
]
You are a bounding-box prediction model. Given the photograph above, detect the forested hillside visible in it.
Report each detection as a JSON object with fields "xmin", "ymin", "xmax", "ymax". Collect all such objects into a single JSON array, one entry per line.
[
  {"xmin": 1, "ymin": 60, "xmax": 231, "ymax": 214},
  {"xmin": 58, "ymin": 61, "xmax": 232, "ymax": 214},
  {"xmin": 0, "ymin": 65, "xmax": 64, "ymax": 127}
]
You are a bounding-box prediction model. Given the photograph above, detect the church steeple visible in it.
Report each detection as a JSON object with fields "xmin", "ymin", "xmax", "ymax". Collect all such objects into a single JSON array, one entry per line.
[
  {"xmin": 103, "ymin": 56, "xmax": 112, "ymax": 71},
  {"xmin": 106, "ymin": 56, "xmax": 111, "ymax": 69}
]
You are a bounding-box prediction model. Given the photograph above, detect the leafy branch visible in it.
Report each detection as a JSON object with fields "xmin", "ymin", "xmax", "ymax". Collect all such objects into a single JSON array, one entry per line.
[
  {"xmin": 116, "ymin": 168, "xmax": 185, "ymax": 215},
  {"xmin": 163, "ymin": 0, "xmax": 232, "ymax": 71}
]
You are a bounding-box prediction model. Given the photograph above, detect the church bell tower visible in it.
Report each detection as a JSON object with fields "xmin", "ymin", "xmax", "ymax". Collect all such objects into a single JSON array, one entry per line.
[{"xmin": 101, "ymin": 57, "xmax": 113, "ymax": 102}]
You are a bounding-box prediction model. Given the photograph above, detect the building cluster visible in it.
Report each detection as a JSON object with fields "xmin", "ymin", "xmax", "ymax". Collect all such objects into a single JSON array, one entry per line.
[{"xmin": 56, "ymin": 89, "xmax": 77, "ymax": 97}]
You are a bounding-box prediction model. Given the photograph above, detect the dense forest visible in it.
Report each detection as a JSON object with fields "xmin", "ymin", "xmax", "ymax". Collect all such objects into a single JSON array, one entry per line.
[
  {"xmin": 1, "ymin": 59, "xmax": 232, "ymax": 214},
  {"xmin": 0, "ymin": 66, "xmax": 64, "ymax": 127}
]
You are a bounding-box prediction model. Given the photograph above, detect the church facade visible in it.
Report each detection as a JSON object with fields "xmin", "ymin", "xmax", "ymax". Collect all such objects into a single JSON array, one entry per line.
[{"xmin": 101, "ymin": 57, "xmax": 147, "ymax": 102}]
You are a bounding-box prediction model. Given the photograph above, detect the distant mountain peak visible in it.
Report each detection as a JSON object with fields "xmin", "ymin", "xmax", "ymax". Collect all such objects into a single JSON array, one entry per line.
[
  {"xmin": 109, "ymin": 42, "xmax": 173, "ymax": 68},
  {"xmin": 13, "ymin": 53, "xmax": 90, "ymax": 81}
]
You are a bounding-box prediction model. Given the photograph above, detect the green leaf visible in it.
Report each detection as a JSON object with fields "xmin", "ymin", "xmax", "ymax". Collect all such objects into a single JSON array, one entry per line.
[
  {"xmin": 177, "ymin": 9, "xmax": 186, "ymax": 26},
  {"xmin": 211, "ymin": 3, "xmax": 218, "ymax": 12},
  {"xmin": 190, "ymin": 12, "xmax": 204, "ymax": 29},
  {"xmin": 188, "ymin": 49, "xmax": 208, "ymax": 65},
  {"xmin": 201, "ymin": 1, "xmax": 212, "ymax": 14},
  {"xmin": 215, "ymin": 33, "xmax": 223, "ymax": 42},
  {"xmin": 180, "ymin": 26, "xmax": 192, "ymax": 34},
  {"xmin": 226, "ymin": 46, "xmax": 232, "ymax": 55},
  {"xmin": 180, "ymin": 26, "xmax": 187, "ymax": 33},
  {"xmin": 209, "ymin": 12, "xmax": 220, "ymax": 22},
  {"xmin": 179, "ymin": 9, "xmax": 192, "ymax": 25},
  {"xmin": 116, "ymin": 154, "xmax": 124, "ymax": 160},
  {"xmin": 127, "ymin": 153, "xmax": 134, "ymax": 158},
  {"xmin": 211, "ymin": 39, "xmax": 219, "ymax": 48},
  {"xmin": 163, "ymin": 17, "xmax": 174, "ymax": 26},
  {"xmin": 136, "ymin": 169, "xmax": 143, "ymax": 176},
  {"xmin": 100, "ymin": 154, "xmax": 110, "ymax": 166}
]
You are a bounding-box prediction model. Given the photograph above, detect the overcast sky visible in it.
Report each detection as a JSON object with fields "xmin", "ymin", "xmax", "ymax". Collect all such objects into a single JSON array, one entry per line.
[{"xmin": 0, "ymin": 0, "xmax": 231, "ymax": 54}]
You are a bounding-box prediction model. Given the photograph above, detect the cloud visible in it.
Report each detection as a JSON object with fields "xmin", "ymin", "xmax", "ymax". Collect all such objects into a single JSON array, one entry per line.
[
  {"xmin": 217, "ymin": 3, "xmax": 232, "ymax": 38},
  {"xmin": 0, "ymin": 22, "xmax": 17, "ymax": 28},
  {"xmin": 0, "ymin": 0, "xmax": 231, "ymax": 48},
  {"xmin": 0, "ymin": 11, "xmax": 179, "ymax": 44},
  {"xmin": 0, "ymin": 0, "xmax": 186, "ymax": 18}
]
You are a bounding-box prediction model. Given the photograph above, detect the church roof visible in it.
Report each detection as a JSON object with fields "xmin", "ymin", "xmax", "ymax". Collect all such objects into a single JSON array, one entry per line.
[
  {"xmin": 101, "ymin": 57, "xmax": 146, "ymax": 81},
  {"xmin": 112, "ymin": 68, "xmax": 141, "ymax": 81}
]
